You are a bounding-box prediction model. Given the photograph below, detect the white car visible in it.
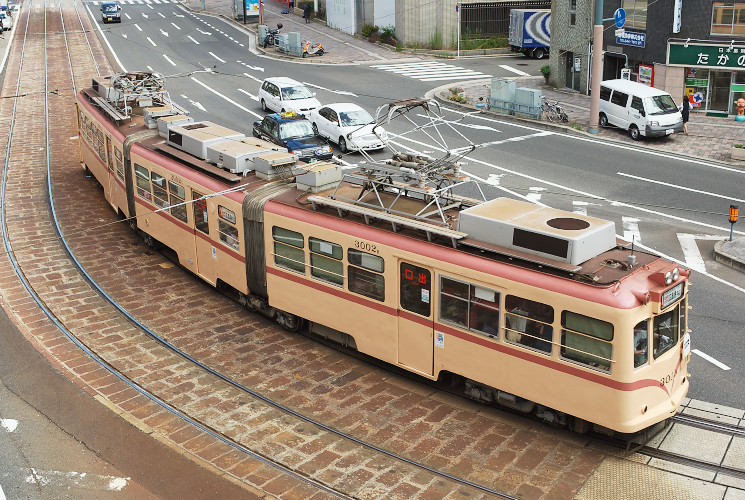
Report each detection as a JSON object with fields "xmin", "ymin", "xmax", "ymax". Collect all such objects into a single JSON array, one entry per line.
[
  {"xmin": 258, "ymin": 77, "xmax": 321, "ymax": 117},
  {"xmin": 0, "ymin": 11, "xmax": 13, "ymax": 31},
  {"xmin": 309, "ymin": 103, "xmax": 387, "ymax": 153}
]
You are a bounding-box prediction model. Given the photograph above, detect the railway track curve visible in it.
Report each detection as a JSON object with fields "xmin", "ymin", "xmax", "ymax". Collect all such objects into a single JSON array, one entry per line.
[{"xmin": 0, "ymin": 2, "xmax": 611, "ymax": 499}]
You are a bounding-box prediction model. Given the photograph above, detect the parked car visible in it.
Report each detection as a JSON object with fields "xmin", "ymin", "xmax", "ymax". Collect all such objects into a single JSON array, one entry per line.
[
  {"xmin": 0, "ymin": 11, "xmax": 12, "ymax": 31},
  {"xmin": 252, "ymin": 112, "xmax": 332, "ymax": 162},
  {"xmin": 258, "ymin": 77, "xmax": 321, "ymax": 116},
  {"xmin": 100, "ymin": 1, "xmax": 121, "ymax": 23},
  {"xmin": 598, "ymin": 79, "xmax": 683, "ymax": 140},
  {"xmin": 309, "ymin": 103, "xmax": 387, "ymax": 153}
]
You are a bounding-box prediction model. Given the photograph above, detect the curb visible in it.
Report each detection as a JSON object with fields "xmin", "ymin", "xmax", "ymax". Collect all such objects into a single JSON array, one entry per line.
[{"xmin": 714, "ymin": 239, "xmax": 745, "ymax": 273}]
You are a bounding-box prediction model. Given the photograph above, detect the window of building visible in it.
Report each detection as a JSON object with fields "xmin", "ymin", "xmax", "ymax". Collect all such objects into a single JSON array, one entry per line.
[
  {"xmin": 273, "ymin": 226, "xmax": 305, "ymax": 274},
  {"xmin": 622, "ymin": 0, "xmax": 647, "ymax": 29},
  {"xmin": 439, "ymin": 276, "xmax": 500, "ymax": 338},
  {"xmin": 570, "ymin": 0, "xmax": 577, "ymax": 26},
  {"xmin": 309, "ymin": 237, "xmax": 343, "ymax": 285},
  {"xmin": 348, "ymin": 249, "xmax": 385, "ymax": 301},
  {"xmin": 151, "ymin": 172, "xmax": 169, "ymax": 209},
  {"xmin": 505, "ymin": 296, "xmax": 553, "ymax": 353},
  {"xmin": 193, "ymin": 191, "xmax": 209, "ymax": 234},
  {"xmin": 400, "ymin": 263, "xmax": 431, "ymax": 317},
  {"xmin": 653, "ymin": 304, "xmax": 680, "ymax": 358},
  {"xmin": 134, "ymin": 164, "xmax": 152, "ymax": 202},
  {"xmin": 712, "ymin": 2, "xmax": 745, "ymax": 35},
  {"xmin": 168, "ymin": 181, "xmax": 187, "ymax": 223},
  {"xmin": 561, "ymin": 311, "xmax": 613, "ymax": 372}
]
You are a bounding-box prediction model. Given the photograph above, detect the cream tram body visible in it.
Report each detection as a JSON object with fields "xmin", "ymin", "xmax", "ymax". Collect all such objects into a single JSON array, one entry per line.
[{"xmin": 76, "ymin": 81, "xmax": 690, "ymax": 435}]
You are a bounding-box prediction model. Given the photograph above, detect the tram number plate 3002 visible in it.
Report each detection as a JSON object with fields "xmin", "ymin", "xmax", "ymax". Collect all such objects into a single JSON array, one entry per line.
[{"xmin": 661, "ymin": 283, "xmax": 683, "ymax": 309}]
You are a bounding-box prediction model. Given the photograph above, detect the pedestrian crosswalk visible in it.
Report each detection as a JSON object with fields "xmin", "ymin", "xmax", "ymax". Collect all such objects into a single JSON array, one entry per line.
[{"xmin": 369, "ymin": 62, "xmax": 492, "ymax": 82}]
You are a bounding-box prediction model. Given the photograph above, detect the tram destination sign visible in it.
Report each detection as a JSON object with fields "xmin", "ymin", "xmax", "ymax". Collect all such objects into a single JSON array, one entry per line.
[
  {"xmin": 668, "ymin": 41, "xmax": 745, "ymax": 69},
  {"xmin": 661, "ymin": 282, "xmax": 683, "ymax": 310}
]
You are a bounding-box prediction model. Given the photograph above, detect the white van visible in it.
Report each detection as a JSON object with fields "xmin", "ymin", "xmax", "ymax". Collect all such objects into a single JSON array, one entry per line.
[{"xmin": 598, "ymin": 80, "xmax": 684, "ymax": 140}]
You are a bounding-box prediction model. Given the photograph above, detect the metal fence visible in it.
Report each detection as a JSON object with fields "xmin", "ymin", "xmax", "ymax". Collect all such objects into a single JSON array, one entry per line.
[{"xmin": 460, "ymin": 1, "xmax": 550, "ymax": 39}]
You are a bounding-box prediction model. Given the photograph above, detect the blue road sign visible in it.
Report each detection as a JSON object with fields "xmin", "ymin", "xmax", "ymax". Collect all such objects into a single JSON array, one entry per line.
[{"xmin": 614, "ymin": 8, "xmax": 626, "ymax": 28}]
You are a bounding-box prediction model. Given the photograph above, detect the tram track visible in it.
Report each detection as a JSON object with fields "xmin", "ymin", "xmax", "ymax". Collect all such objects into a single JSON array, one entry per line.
[{"xmin": 1, "ymin": 2, "xmax": 538, "ymax": 498}]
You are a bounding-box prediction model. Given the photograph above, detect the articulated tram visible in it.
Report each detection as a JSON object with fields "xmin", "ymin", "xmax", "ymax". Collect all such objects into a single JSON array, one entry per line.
[{"xmin": 76, "ymin": 72, "xmax": 691, "ymax": 435}]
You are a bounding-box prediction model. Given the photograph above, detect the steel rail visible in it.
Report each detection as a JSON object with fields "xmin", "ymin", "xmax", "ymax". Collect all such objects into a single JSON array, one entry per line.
[
  {"xmin": 3, "ymin": 3, "xmax": 518, "ymax": 498},
  {"xmin": 673, "ymin": 413, "xmax": 745, "ymax": 437}
]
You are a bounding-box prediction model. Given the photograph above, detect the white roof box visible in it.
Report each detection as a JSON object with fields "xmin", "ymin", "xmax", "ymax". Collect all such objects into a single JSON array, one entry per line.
[
  {"xmin": 457, "ymin": 198, "xmax": 616, "ymax": 265},
  {"xmin": 166, "ymin": 121, "xmax": 245, "ymax": 160},
  {"xmin": 206, "ymin": 139, "xmax": 286, "ymax": 174}
]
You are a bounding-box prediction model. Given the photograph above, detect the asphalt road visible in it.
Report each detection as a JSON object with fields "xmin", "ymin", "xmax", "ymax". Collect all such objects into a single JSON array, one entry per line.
[{"xmin": 87, "ymin": 3, "xmax": 745, "ymax": 409}]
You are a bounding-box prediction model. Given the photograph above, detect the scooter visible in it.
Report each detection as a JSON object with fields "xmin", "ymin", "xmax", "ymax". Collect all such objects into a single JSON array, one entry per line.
[
  {"xmin": 302, "ymin": 41, "xmax": 325, "ymax": 57},
  {"xmin": 262, "ymin": 23, "xmax": 283, "ymax": 48}
]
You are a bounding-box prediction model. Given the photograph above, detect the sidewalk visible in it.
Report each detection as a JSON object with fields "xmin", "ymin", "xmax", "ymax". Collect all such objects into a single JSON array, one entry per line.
[{"xmin": 186, "ymin": 0, "xmax": 745, "ymax": 271}]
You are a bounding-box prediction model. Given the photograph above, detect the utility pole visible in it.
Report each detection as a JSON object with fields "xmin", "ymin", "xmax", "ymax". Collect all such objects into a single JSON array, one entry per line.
[{"xmin": 588, "ymin": 0, "xmax": 604, "ymax": 134}]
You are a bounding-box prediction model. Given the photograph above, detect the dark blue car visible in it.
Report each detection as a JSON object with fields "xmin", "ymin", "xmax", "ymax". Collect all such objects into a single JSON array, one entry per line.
[{"xmin": 253, "ymin": 112, "xmax": 332, "ymax": 162}]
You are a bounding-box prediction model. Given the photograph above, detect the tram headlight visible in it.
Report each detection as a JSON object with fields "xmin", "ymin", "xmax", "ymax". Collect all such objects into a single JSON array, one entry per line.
[
  {"xmin": 665, "ymin": 271, "xmax": 673, "ymax": 285},
  {"xmin": 672, "ymin": 267, "xmax": 680, "ymax": 281}
]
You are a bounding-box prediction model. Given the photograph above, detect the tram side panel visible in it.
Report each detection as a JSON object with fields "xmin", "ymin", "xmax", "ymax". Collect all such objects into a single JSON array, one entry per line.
[{"xmin": 127, "ymin": 146, "xmax": 249, "ymax": 293}]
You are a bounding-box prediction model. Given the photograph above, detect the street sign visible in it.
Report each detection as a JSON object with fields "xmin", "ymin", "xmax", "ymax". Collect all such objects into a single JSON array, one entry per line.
[
  {"xmin": 614, "ymin": 8, "xmax": 626, "ymax": 28},
  {"xmin": 615, "ymin": 29, "xmax": 625, "ymax": 37}
]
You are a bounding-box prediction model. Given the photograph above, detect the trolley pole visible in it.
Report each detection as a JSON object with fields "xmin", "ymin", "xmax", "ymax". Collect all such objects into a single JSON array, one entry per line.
[{"xmin": 588, "ymin": 0, "xmax": 604, "ymax": 134}]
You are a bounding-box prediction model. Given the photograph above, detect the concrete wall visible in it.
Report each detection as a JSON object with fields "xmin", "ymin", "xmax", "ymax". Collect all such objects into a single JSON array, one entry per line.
[{"xmin": 550, "ymin": 0, "xmax": 593, "ymax": 93}]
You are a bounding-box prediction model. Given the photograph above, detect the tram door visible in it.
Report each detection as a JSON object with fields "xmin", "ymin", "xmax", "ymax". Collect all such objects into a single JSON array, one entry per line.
[
  {"xmin": 397, "ymin": 261, "xmax": 434, "ymax": 376},
  {"xmin": 192, "ymin": 191, "xmax": 216, "ymax": 285}
]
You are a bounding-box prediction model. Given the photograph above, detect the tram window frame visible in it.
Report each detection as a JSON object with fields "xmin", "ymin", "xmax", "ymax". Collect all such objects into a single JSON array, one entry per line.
[
  {"xmin": 653, "ymin": 303, "xmax": 680, "ymax": 359},
  {"xmin": 168, "ymin": 181, "xmax": 187, "ymax": 223},
  {"xmin": 114, "ymin": 147, "xmax": 124, "ymax": 180},
  {"xmin": 400, "ymin": 262, "xmax": 431, "ymax": 317},
  {"xmin": 217, "ymin": 206, "xmax": 239, "ymax": 250},
  {"xmin": 134, "ymin": 163, "xmax": 152, "ymax": 202},
  {"xmin": 192, "ymin": 191, "xmax": 209, "ymax": 234},
  {"xmin": 309, "ymin": 237, "xmax": 343, "ymax": 286},
  {"xmin": 348, "ymin": 249, "xmax": 385, "ymax": 301},
  {"xmin": 560, "ymin": 311, "xmax": 614, "ymax": 373},
  {"xmin": 633, "ymin": 320, "xmax": 649, "ymax": 369},
  {"xmin": 272, "ymin": 226, "xmax": 306, "ymax": 274},
  {"xmin": 151, "ymin": 172, "xmax": 169, "ymax": 209},
  {"xmin": 439, "ymin": 276, "xmax": 500, "ymax": 338},
  {"xmin": 505, "ymin": 295, "xmax": 553, "ymax": 353}
]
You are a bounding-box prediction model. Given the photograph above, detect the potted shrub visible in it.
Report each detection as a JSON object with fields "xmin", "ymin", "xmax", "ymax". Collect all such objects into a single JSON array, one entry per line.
[
  {"xmin": 540, "ymin": 65, "xmax": 550, "ymax": 84},
  {"xmin": 732, "ymin": 143, "xmax": 745, "ymax": 160}
]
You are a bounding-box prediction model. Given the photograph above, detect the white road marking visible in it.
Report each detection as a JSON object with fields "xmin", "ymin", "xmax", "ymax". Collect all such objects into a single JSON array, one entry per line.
[
  {"xmin": 676, "ymin": 233, "xmax": 723, "ymax": 272},
  {"xmin": 160, "ymin": 29, "xmax": 169, "ymax": 37},
  {"xmin": 302, "ymin": 82, "xmax": 356, "ymax": 96},
  {"xmin": 242, "ymin": 72, "xmax": 263, "ymax": 83},
  {"xmin": 0, "ymin": 482, "xmax": 5, "ymax": 500},
  {"xmin": 618, "ymin": 172, "xmax": 745, "ymax": 203},
  {"xmin": 147, "ymin": 66, "xmax": 154, "ymax": 71},
  {"xmin": 141, "ymin": 12, "xmax": 148, "ymax": 18},
  {"xmin": 209, "ymin": 52, "xmax": 225, "ymax": 63},
  {"xmin": 23, "ymin": 469, "xmax": 130, "ymax": 491},
  {"xmin": 1, "ymin": 419, "xmax": 18, "ymax": 432},
  {"xmin": 197, "ymin": 28, "xmax": 212, "ymax": 35},
  {"xmin": 122, "ymin": 34, "xmax": 128, "ymax": 39},
  {"xmin": 124, "ymin": 13, "xmax": 131, "ymax": 19},
  {"xmin": 526, "ymin": 187, "xmax": 544, "ymax": 203},
  {"xmin": 370, "ymin": 61, "xmax": 492, "ymax": 82},
  {"xmin": 84, "ymin": 2, "xmax": 127, "ymax": 72},
  {"xmin": 171, "ymin": 22, "xmax": 181, "ymax": 29},
  {"xmin": 158, "ymin": 12, "xmax": 165, "ymax": 18},
  {"xmin": 191, "ymin": 77, "xmax": 262, "ymax": 118},
  {"xmin": 692, "ymin": 349, "xmax": 731, "ymax": 370},
  {"xmin": 237, "ymin": 88, "xmax": 258, "ymax": 101},
  {"xmin": 478, "ymin": 131, "xmax": 553, "ymax": 147},
  {"xmin": 238, "ymin": 61, "xmax": 264, "ymax": 72},
  {"xmin": 573, "ymin": 200, "xmax": 588, "ymax": 216},
  {"xmin": 146, "ymin": 37, "xmax": 156, "ymax": 46},
  {"xmin": 622, "ymin": 217, "xmax": 641, "ymax": 244},
  {"xmin": 162, "ymin": 54, "xmax": 176, "ymax": 66},
  {"xmin": 499, "ymin": 64, "xmax": 530, "ymax": 76},
  {"xmin": 134, "ymin": 23, "xmax": 142, "ymax": 31},
  {"xmin": 187, "ymin": 35, "xmax": 200, "ymax": 44}
]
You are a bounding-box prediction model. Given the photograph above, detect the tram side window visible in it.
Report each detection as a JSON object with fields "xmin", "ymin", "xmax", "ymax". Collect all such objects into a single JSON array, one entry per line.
[
  {"xmin": 309, "ymin": 237, "xmax": 343, "ymax": 286},
  {"xmin": 348, "ymin": 249, "xmax": 385, "ymax": 301},
  {"xmin": 653, "ymin": 304, "xmax": 679, "ymax": 358},
  {"xmin": 505, "ymin": 296, "xmax": 553, "ymax": 353},
  {"xmin": 217, "ymin": 206, "xmax": 240, "ymax": 251},
  {"xmin": 439, "ymin": 276, "xmax": 500, "ymax": 338},
  {"xmin": 134, "ymin": 164, "xmax": 152, "ymax": 202},
  {"xmin": 400, "ymin": 263, "xmax": 431, "ymax": 317},
  {"xmin": 560, "ymin": 311, "xmax": 613, "ymax": 372},
  {"xmin": 168, "ymin": 181, "xmax": 187, "ymax": 223},
  {"xmin": 151, "ymin": 172, "xmax": 169, "ymax": 209},
  {"xmin": 192, "ymin": 191, "xmax": 209, "ymax": 234},
  {"xmin": 273, "ymin": 226, "xmax": 305, "ymax": 274},
  {"xmin": 114, "ymin": 147, "xmax": 124, "ymax": 180},
  {"xmin": 633, "ymin": 320, "xmax": 649, "ymax": 368}
]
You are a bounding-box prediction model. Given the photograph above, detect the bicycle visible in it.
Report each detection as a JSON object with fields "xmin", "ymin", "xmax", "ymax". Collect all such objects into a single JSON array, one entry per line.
[{"xmin": 541, "ymin": 97, "xmax": 569, "ymax": 123}]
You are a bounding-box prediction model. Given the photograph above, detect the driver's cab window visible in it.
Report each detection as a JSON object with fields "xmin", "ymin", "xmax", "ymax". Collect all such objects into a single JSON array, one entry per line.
[
  {"xmin": 633, "ymin": 320, "xmax": 649, "ymax": 368},
  {"xmin": 653, "ymin": 305, "xmax": 680, "ymax": 358},
  {"xmin": 400, "ymin": 262, "xmax": 431, "ymax": 317}
]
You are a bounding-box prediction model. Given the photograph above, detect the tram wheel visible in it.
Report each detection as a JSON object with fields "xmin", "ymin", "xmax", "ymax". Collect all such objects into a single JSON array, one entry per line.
[{"xmin": 275, "ymin": 310, "xmax": 304, "ymax": 332}]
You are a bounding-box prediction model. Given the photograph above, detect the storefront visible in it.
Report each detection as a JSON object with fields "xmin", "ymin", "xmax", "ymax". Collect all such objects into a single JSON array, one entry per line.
[{"xmin": 668, "ymin": 40, "xmax": 745, "ymax": 114}]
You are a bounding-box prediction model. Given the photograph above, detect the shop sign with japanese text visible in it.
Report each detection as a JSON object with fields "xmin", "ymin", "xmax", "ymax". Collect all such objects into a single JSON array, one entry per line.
[
  {"xmin": 616, "ymin": 31, "xmax": 646, "ymax": 47},
  {"xmin": 668, "ymin": 41, "xmax": 745, "ymax": 69}
]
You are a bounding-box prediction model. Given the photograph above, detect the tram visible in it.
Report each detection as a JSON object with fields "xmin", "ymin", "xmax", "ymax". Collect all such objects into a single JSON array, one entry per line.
[{"xmin": 76, "ymin": 72, "xmax": 691, "ymax": 435}]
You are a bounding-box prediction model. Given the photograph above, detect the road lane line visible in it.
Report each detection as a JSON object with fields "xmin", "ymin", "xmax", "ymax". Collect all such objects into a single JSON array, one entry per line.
[
  {"xmin": 171, "ymin": 22, "xmax": 181, "ymax": 29},
  {"xmin": 0, "ymin": 482, "xmax": 6, "ymax": 500},
  {"xmin": 134, "ymin": 23, "xmax": 142, "ymax": 31},
  {"xmin": 162, "ymin": 54, "xmax": 176, "ymax": 66},
  {"xmin": 187, "ymin": 35, "xmax": 199, "ymax": 44},
  {"xmin": 146, "ymin": 37, "xmax": 156, "ymax": 46},
  {"xmin": 618, "ymin": 172, "xmax": 745, "ymax": 203},
  {"xmin": 677, "ymin": 233, "xmax": 707, "ymax": 272},
  {"xmin": 190, "ymin": 77, "xmax": 262, "ymax": 118},
  {"xmin": 622, "ymin": 217, "xmax": 641, "ymax": 244},
  {"xmin": 499, "ymin": 64, "xmax": 530, "ymax": 76},
  {"xmin": 209, "ymin": 51, "xmax": 225, "ymax": 63},
  {"xmin": 692, "ymin": 349, "xmax": 731, "ymax": 370},
  {"xmin": 237, "ymin": 88, "xmax": 258, "ymax": 101}
]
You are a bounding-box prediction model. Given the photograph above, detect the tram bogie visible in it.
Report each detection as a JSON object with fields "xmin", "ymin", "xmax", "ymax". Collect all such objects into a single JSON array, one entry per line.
[{"xmin": 76, "ymin": 73, "xmax": 692, "ymax": 436}]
